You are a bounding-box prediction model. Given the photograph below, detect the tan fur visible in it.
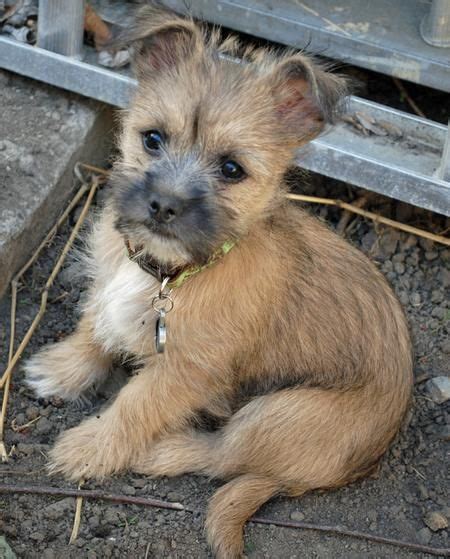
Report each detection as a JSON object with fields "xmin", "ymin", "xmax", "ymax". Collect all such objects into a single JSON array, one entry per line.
[{"xmin": 24, "ymin": 6, "xmax": 413, "ymax": 558}]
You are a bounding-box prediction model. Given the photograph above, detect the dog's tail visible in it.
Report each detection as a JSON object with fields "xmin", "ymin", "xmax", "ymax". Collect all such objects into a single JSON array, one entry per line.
[{"xmin": 206, "ymin": 474, "xmax": 283, "ymax": 559}]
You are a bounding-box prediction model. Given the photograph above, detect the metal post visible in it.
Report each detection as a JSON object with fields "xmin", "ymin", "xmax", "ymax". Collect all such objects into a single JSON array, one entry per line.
[
  {"xmin": 37, "ymin": 0, "xmax": 85, "ymax": 59},
  {"xmin": 436, "ymin": 121, "xmax": 450, "ymax": 182},
  {"xmin": 421, "ymin": 0, "xmax": 450, "ymax": 47}
]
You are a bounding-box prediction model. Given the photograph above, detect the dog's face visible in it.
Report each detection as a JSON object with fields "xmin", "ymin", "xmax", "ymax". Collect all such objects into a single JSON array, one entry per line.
[{"xmin": 112, "ymin": 9, "xmax": 347, "ymax": 265}]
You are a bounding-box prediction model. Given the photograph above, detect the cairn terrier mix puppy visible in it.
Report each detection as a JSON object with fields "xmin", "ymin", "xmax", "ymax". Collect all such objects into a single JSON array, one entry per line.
[{"xmin": 25, "ymin": 6, "xmax": 413, "ymax": 558}]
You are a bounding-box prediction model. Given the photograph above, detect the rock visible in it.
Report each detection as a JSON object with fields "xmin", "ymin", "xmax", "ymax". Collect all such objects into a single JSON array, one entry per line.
[
  {"xmin": 30, "ymin": 531, "xmax": 45, "ymax": 542},
  {"xmin": 424, "ymin": 251, "xmax": 438, "ymax": 261},
  {"xmin": 290, "ymin": 511, "xmax": 305, "ymax": 522},
  {"xmin": 392, "ymin": 253, "xmax": 405, "ymax": 263},
  {"xmin": 43, "ymin": 497, "xmax": 74, "ymax": 520},
  {"xmin": 441, "ymin": 340, "xmax": 450, "ymax": 354},
  {"xmin": 409, "ymin": 292, "xmax": 421, "ymax": 306},
  {"xmin": 426, "ymin": 377, "xmax": 450, "ymax": 404},
  {"xmin": 439, "ymin": 268, "xmax": 450, "ymax": 288},
  {"xmin": 378, "ymin": 230, "xmax": 400, "ymax": 256},
  {"xmin": 17, "ymin": 443, "xmax": 35, "ymax": 456},
  {"xmin": 431, "ymin": 307, "xmax": 445, "ymax": 320},
  {"xmin": 423, "ymin": 511, "xmax": 448, "ymax": 532},
  {"xmin": 25, "ymin": 405, "xmax": 40, "ymax": 420},
  {"xmin": 435, "ymin": 425, "xmax": 450, "ymax": 441},
  {"xmin": 103, "ymin": 509, "xmax": 120, "ymax": 526},
  {"xmin": 431, "ymin": 289, "xmax": 444, "ymax": 304},
  {"xmin": 122, "ymin": 485, "xmax": 136, "ymax": 496},
  {"xmin": 166, "ymin": 491, "xmax": 182, "ymax": 502},
  {"xmin": 35, "ymin": 416, "xmax": 53, "ymax": 435},
  {"xmin": 361, "ymin": 230, "xmax": 377, "ymax": 252},
  {"xmin": 394, "ymin": 262, "xmax": 405, "ymax": 275},
  {"xmin": 417, "ymin": 527, "xmax": 432, "ymax": 545},
  {"xmin": 403, "ymin": 235, "xmax": 418, "ymax": 249},
  {"xmin": 382, "ymin": 260, "xmax": 393, "ymax": 273}
]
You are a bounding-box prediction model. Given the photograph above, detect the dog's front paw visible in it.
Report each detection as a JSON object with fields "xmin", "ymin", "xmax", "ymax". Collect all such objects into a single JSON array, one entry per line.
[
  {"xmin": 24, "ymin": 338, "xmax": 109, "ymax": 401},
  {"xmin": 49, "ymin": 416, "xmax": 124, "ymax": 480},
  {"xmin": 23, "ymin": 347, "xmax": 70, "ymax": 399}
]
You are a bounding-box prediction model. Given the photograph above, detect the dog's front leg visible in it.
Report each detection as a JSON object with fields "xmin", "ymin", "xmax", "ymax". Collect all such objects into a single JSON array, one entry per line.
[
  {"xmin": 24, "ymin": 312, "xmax": 113, "ymax": 401},
  {"xmin": 49, "ymin": 360, "xmax": 223, "ymax": 480}
]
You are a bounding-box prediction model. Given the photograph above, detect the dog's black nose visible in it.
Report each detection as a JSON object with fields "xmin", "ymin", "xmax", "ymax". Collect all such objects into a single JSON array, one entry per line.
[{"xmin": 148, "ymin": 195, "xmax": 180, "ymax": 224}]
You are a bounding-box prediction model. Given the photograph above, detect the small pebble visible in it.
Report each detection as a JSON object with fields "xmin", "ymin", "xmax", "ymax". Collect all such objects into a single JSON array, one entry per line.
[
  {"xmin": 35, "ymin": 416, "xmax": 53, "ymax": 435},
  {"xmin": 426, "ymin": 376, "xmax": 450, "ymax": 404},
  {"xmin": 424, "ymin": 251, "xmax": 438, "ymax": 261},
  {"xmin": 122, "ymin": 485, "xmax": 136, "ymax": 496},
  {"xmin": 290, "ymin": 511, "xmax": 305, "ymax": 522},
  {"xmin": 394, "ymin": 262, "xmax": 405, "ymax": 275},
  {"xmin": 25, "ymin": 406, "xmax": 40, "ymax": 420},
  {"xmin": 423, "ymin": 511, "xmax": 448, "ymax": 532},
  {"xmin": 166, "ymin": 491, "xmax": 182, "ymax": 502},
  {"xmin": 417, "ymin": 527, "xmax": 432, "ymax": 544}
]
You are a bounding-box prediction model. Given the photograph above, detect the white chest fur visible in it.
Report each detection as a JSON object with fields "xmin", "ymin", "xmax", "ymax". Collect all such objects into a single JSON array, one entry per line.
[{"xmin": 92, "ymin": 259, "xmax": 158, "ymax": 354}]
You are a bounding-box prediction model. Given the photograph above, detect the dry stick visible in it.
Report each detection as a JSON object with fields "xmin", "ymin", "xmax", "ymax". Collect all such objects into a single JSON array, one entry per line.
[
  {"xmin": 0, "ymin": 282, "xmax": 17, "ymax": 461},
  {"xmin": 0, "ymin": 178, "xmax": 97, "ymax": 392},
  {"xmin": 335, "ymin": 194, "xmax": 369, "ymax": 236},
  {"xmin": 0, "ymin": 178, "xmax": 100, "ymax": 463},
  {"xmin": 287, "ymin": 194, "xmax": 450, "ymax": 247},
  {"xmin": 392, "ymin": 77, "xmax": 426, "ymax": 119},
  {"xmin": 0, "ymin": 181, "xmax": 89, "ymax": 393},
  {"xmin": 0, "ymin": 484, "xmax": 447, "ymax": 558},
  {"xmin": 69, "ymin": 480, "xmax": 84, "ymax": 544}
]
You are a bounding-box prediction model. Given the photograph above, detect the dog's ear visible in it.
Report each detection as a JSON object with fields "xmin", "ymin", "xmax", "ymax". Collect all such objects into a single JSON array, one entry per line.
[
  {"xmin": 270, "ymin": 54, "xmax": 348, "ymax": 142},
  {"xmin": 116, "ymin": 3, "xmax": 204, "ymax": 77}
]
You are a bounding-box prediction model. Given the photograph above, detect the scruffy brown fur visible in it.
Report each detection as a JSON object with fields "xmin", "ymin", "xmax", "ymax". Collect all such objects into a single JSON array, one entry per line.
[{"xmin": 24, "ymin": 6, "xmax": 413, "ymax": 558}]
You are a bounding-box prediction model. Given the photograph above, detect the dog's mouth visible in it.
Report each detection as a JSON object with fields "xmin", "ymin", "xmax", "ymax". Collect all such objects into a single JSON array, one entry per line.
[{"xmin": 144, "ymin": 219, "xmax": 179, "ymax": 241}]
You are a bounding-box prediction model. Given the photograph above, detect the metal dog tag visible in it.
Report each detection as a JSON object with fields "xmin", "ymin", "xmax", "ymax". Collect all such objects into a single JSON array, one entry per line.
[{"xmin": 155, "ymin": 309, "xmax": 167, "ymax": 354}]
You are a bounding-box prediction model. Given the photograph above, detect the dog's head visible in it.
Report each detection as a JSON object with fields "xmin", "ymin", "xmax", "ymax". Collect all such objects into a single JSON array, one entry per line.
[{"xmin": 111, "ymin": 4, "xmax": 347, "ymax": 265}]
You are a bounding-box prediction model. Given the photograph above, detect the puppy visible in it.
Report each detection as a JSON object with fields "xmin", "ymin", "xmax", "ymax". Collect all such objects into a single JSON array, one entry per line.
[{"xmin": 24, "ymin": 6, "xmax": 413, "ymax": 558}]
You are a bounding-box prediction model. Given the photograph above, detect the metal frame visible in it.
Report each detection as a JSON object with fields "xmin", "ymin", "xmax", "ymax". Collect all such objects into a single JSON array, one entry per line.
[
  {"xmin": 164, "ymin": 0, "xmax": 450, "ymax": 93},
  {"xmin": 1, "ymin": 1, "xmax": 449, "ymax": 216}
]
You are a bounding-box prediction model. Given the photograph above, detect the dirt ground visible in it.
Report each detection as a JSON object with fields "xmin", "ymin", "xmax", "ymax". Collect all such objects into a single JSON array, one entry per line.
[{"xmin": 0, "ymin": 59, "xmax": 449, "ymax": 559}]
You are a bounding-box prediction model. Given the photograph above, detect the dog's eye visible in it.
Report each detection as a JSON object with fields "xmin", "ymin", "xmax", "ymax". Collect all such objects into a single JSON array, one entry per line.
[
  {"xmin": 220, "ymin": 159, "xmax": 245, "ymax": 182},
  {"xmin": 142, "ymin": 130, "xmax": 164, "ymax": 153}
]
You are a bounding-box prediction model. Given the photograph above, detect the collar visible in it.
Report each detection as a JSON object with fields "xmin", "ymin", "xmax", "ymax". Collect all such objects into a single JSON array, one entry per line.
[{"xmin": 125, "ymin": 239, "xmax": 235, "ymax": 289}]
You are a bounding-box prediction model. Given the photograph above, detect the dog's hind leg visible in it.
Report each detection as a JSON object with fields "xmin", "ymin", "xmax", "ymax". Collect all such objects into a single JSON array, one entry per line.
[{"xmin": 132, "ymin": 429, "xmax": 217, "ymax": 477}]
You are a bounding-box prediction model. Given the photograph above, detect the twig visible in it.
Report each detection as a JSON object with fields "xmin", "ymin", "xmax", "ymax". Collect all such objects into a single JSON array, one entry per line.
[
  {"xmin": 0, "ymin": 278, "xmax": 17, "ymax": 461},
  {"xmin": 69, "ymin": 480, "xmax": 84, "ymax": 544},
  {"xmin": 392, "ymin": 78, "xmax": 426, "ymax": 119},
  {"xmin": 294, "ymin": 1, "xmax": 352, "ymax": 37},
  {"xmin": 0, "ymin": 175, "xmax": 101, "ymax": 462},
  {"xmin": 336, "ymin": 194, "xmax": 369, "ymax": 236},
  {"xmin": 250, "ymin": 515, "xmax": 449, "ymax": 557},
  {"xmin": 11, "ymin": 415, "xmax": 41, "ymax": 433},
  {"xmin": 0, "ymin": 177, "xmax": 99, "ymax": 391},
  {"xmin": 287, "ymin": 194, "xmax": 450, "ymax": 247},
  {"xmin": 0, "ymin": 484, "xmax": 186, "ymax": 511},
  {"xmin": 0, "ymin": 484, "xmax": 448, "ymax": 557}
]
